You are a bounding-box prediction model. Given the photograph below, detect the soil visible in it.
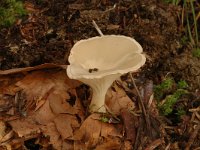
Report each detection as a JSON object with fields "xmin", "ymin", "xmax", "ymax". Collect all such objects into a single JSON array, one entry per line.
[{"xmin": 0, "ymin": 0, "xmax": 200, "ymax": 149}]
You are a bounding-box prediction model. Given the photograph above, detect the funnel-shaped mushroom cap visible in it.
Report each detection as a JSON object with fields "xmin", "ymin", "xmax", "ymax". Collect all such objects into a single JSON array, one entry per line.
[
  {"xmin": 67, "ymin": 35, "xmax": 145, "ymax": 79},
  {"xmin": 67, "ymin": 35, "xmax": 146, "ymax": 112}
]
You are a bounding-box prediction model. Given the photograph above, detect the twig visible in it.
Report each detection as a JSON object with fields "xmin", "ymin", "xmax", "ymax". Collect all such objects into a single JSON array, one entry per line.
[
  {"xmin": 92, "ymin": 20, "xmax": 104, "ymax": 36},
  {"xmin": 144, "ymin": 138, "xmax": 163, "ymax": 150},
  {"xmin": 129, "ymin": 73, "xmax": 146, "ymax": 116},
  {"xmin": 133, "ymin": 117, "xmax": 143, "ymax": 150},
  {"xmin": 129, "ymin": 72, "xmax": 152, "ymax": 137},
  {"xmin": 165, "ymin": 143, "xmax": 171, "ymax": 150},
  {"xmin": 185, "ymin": 123, "xmax": 200, "ymax": 150}
]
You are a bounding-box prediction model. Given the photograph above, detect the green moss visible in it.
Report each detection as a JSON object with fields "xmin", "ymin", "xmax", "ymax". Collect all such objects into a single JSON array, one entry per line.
[
  {"xmin": 176, "ymin": 107, "xmax": 186, "ymax": 116},
  {"xmin": 177, "ymin": 80, "xmax": 188, "ymax": 89},
  {"xmin": 0, "ymin": 0, "xmax": 27, "ymax": 28},
  {"xmin": 154, "ymin": 78, "xmax": 174, "ymax": 100},
  {"xmin": 192, "ymin": 48, "xmax": 200, "ymax": 58},
  {"xmin": 100, "ymin": 116, "xmax": 109, "ymax": 123},
  {"xmin": 159, "ymin": 89, "xmax": 188, "ymax": 115},
  {"xmin": 155, "ymin": 78, "xmax": 189, "ymax": 116}
]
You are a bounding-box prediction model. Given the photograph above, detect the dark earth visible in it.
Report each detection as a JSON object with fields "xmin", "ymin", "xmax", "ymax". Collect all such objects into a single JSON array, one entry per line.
[{"xmin": 0, "ymin": 0, "xmax": 200, "ymax": 149}]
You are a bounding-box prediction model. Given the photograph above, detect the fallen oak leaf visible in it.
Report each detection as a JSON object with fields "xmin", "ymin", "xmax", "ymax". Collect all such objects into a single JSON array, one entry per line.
[
  {"xmin": 42, "ymin": 122, "xmax": 62, "ymax": 150},
  {"xmin": 0, "ymin": 121, "xmax": 6, "ymax": 141},
  {"xmin": 8, "ymin": 117, "xmax": 41, "ymax": 138},
  {"xmin": 54, "ymin": 114, "xmax": 80, "ymax": 140},
  {"xmin": 73, "ymin": 113, "xmax": 101, "ymax": 147},
  {"xmin": 33, "ymin": 96, "xmax": 56, "ymax": 125},
  {"xmin": 0, "ymin": 130, "xmax": 14, "ymax": 143},
  {"xmin": 106, "ymin": 83, "xmax": 135, "ymax": 115},
  {"xmin": 74, "ymin": 113, "xmax": 123, "ymax": 149},
  {"xmin": 121, "ymin": 109, "xmax": 138, "ymax": 143},
  {"xmin": 95, "ymin": 138, "xmax": 121, "ymax": 150}
]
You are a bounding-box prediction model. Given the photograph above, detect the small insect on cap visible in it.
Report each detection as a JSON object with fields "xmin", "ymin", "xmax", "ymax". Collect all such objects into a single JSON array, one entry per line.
[{"xmin": 66, "ymin": 35, "xmax": 146, "ymax": 113}]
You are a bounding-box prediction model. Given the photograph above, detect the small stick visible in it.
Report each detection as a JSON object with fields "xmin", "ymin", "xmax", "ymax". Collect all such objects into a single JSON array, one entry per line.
[
  {"xmin": 129, "ymin": 72, "xmax": 152, "ymax": 137},
  {"xmin": 144, "ymin": 138, "xmax": 163, "ymax": 150},
  {"xmin": 92, "ymin": 20, "xmax": 104, "ymax": 36},
  {"xmin": 185, "ymin": 123, "xmax": 200, "ymax": 150},
  {"xmin": 129, "ymin": 73, "xmax": 147, "ymax": 116}
]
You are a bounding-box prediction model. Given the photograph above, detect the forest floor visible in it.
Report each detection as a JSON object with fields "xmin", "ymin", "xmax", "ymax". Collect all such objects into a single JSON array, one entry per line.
[{"xmin": 0, "ymin": 0, "xmax": 200, "ymax": 149}]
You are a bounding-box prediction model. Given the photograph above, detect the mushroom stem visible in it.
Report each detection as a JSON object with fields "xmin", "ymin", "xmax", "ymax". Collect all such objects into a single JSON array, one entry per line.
[{"xmin": 80, "ymin": 74, "xmax": 120, "ymax": 113}]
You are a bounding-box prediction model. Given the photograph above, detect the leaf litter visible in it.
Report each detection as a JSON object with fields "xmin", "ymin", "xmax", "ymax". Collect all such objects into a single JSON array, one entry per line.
[
  {"xmin": 0, "ymin": 63, "xmax": 200, "ymax": 149},
  {"xmin": 0, "ymin": 64, "xmax": 145, "ymax": 149}
]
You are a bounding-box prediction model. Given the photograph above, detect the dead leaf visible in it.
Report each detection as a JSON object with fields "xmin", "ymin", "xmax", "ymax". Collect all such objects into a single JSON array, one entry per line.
[
  {"xmin": 0, "ymin": 130, "xmax": 14, "ymax": 143},
  {"xmin": 62, "ymin": 140, "xmax": 74, "ymax": 150},
  {"xmin": 8, "ymin": 118, "xmax": 41, "ymax": 138},
  {"xmin": 48, "ymin": 92, "xmax": 76, "ymax": 115},
  {"xmin": 73, "ymin": 114, "xmax": 102, "ymax": 148},
  {"xmin": 43, "ymin": 122, "xmax": 62, "ymax": 150},
  {"xmin": 100, "ymin": 122, "xmax": 122, "ymax": 138},
  {"xmin": 33, "ymin": 97, "xmax": 56, "ymax": 125},
  {"xmin": 15, "ymin": 70, "xmax": 81, "ymax": 116},
  {"xmin": 95, "ymin": 138, "xmax": 121, "ymax": 150},
  {"xmin": 106, "ymin": 84, "xmax": 135, "ymax": 115},
  {"xmin": 0, "ymin": 121, "xmax": 6, "ymax": 141},
  {"xmin": 54, "ymin": 114, "xmax": 79, "ymax": 140},
  {"xmin": 74, "ymin": 113, "xmax": 123, "ymax": 149},
  {"xmin": 123, "ymin": 140, "xmax": 133, "ymax": 150},
  {"xmin": 121, "ymin": 109, "xmax": 138, "ymax": 143},
  {"xmin": 16, "ymin": 71, "xmax": 57, "ymax": 108}
]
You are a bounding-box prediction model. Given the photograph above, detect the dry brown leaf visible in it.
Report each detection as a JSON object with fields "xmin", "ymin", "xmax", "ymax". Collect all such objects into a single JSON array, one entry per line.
[
  {"xmin": 123, "ymin": 140, "xmax": 133, "ymax": 150},
  {"xmin": 62, "ymin": 140, "xmax": 74, "ymax": 150},
  {"xmin": 16, "ymin": 71, "xmax": 57, "ymax": 110},
  {"xmin": 8, "ymin": 118, "xmax": 41, "ymax": 138},
  {"xmin": 95, "ymin": 138, "xmax": 121, "ymax": 150},
  {"xmin": 6, "ymin": 138, "xmax": 25, "ymax": 150},
  {"xmin": 0, "ymin": 130, "xmax": 14, "ymax": 143},
  {"xmin": 100, "ymin": 123, "xmax": 122, "ymax": 138},
  {"xmin": 74, "ymin": 114, "xmax": 123, "ymax": 149},
  {"xmin": 73, "ymin": 114, "xmax": 102, "ymax": 148},
  {"xmin": 0, "ymin": 121, "xmax": 6, "ymax": 140},
  {"xmin": 48, "ymin": 92, "xmax": 77, "ymax": 115},
  {"xmin": 106, "ymin": 84, "xmax": 135, "ymax": 115},
  {"xmin": 43, "ymin": 122, "xmax": 62, "ymax": 150},
  {"xmin": 33, "ymin": 97, "xmax": 56, "ymax": 125},
  {"xmin": 121, "ymin": 109, "xmax": 138, "ymax": 143},
  {"xmin": 54, "ymin": 114, "xmax": 79, "ymax": 140},
  {"xmin": 15, "ymin": 70, "xmax": 81, "ymax": 116},
  {"xmin": 49, "ymin": 89, "xmax": 84, "ymax": 116}
]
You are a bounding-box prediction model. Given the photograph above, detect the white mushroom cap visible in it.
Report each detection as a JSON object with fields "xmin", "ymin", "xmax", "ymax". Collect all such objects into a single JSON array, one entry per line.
[{"xmin": 67, "ymin": 35, "xmax": 146, "ymax": 113}]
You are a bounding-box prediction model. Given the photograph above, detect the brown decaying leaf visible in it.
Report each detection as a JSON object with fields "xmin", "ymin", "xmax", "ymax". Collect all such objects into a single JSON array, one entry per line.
[
  {"xmin": 0, "ymin": 64, "xmax": 164, "ymax": 149},
  {"xmin": 54, "ymin": 114, "xmax": 79, "ymax": 140},
  {"xmin": 144, "ymin": 138, "xmax": 164, "ymax": 150},
  {"xmin": 121, "ymin": 109, "xmax": 138, "ymax": 143},
  {"xmin": 49, "ymin": 92, "xmax": 78, "ymax": 115},
  {"xmin": 74, "ymin": 113, "xmax": 123, "ymax": 149},
  {"xmin": 8, "ymin": 118, "xmax": 41, "ymax": 138},
  {"xmin": 0, "ymin": 121, "xmax": 6, "ymax": 140},
  {"xmin": 0, "ymin": 64, "xmax": 84, "ymax": 149},
  {"xmin": 33, "ymin": 97, "xmax": 56, "ymax": 125},
  {"xmin": 42, "ymin": 122, "xmax": 62, "ymax": 150},
  {"xmin": 106, "ymin": 83, "xmax": 135, "ymax": 115},
  {"xmin": 95, "ymin": 138, "xmax": 121, "ymax": 150},
  {"xmin": 0, "ymin": 130, "xmax": 14, "ymax": 143}
]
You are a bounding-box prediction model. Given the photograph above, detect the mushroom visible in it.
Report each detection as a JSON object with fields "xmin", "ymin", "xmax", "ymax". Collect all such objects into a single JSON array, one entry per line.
[{"xmin": 67, "ymin": 35, "xmax": 146, "ymax": 113}]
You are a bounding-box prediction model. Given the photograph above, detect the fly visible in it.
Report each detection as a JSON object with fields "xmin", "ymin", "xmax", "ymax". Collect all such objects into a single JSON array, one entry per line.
[{"xmin": 88, "ymin": 68, "xmax": 98, "ymax": 73}]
